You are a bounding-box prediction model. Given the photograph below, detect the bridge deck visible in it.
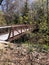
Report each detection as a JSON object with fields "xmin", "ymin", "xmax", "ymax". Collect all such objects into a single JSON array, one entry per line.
[
  {"xmin": 0, "ymin": 29, "xmax": 28, "ymax": 41},
  {"xmin": 0, "ymin": 33, "xmax": 9, "ymax": 41}
]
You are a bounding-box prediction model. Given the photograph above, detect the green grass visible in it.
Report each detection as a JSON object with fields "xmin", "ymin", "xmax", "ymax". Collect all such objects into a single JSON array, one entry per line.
[{"xmin": 22, "ymin": 41, "xmax": 49, "ymax": 53}]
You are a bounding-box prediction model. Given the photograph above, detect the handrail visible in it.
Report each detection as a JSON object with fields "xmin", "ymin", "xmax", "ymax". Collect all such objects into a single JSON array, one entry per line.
[{"xmin": 0, "ymin": 24, "xmax": 31, "ymax": 29}]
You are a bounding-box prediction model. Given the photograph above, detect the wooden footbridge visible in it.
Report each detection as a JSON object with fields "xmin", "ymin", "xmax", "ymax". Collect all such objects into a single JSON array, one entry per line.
[{"xmin": 0, "ymin": 24, "xmax": 33, "ymax": 42}]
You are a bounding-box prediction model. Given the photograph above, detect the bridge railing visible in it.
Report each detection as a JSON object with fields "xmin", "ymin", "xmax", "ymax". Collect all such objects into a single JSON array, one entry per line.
[
  {"xmin": 8, "ymin": 24, "xmax": 33, "ymax": 41},
  {"xmin": 0, "ymin": 24, "xmax": 33, "ymax": 41}
]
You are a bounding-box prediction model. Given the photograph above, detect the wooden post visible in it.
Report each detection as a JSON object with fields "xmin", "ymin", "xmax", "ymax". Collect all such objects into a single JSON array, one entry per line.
[
  {"xmin": 21, "ymin": 27, "xmax": 22, "ymax": 33},
  {"xmin": 8, "ymin": 28, "xmax": 11, "ymax": 41},
  {"xmin": 12, "ymin": 27, "xmax": 14, "ymax": 37}
]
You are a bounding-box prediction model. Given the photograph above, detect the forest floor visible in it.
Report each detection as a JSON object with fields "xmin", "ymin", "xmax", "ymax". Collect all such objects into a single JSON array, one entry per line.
[{"xmin": 0, "ymin": 42, "xmax": 49, "ymax": 65}]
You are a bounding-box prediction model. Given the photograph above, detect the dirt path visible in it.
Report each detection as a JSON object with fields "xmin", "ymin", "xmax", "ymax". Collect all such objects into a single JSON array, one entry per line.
[{"xmin": 0, "ymin": 42, "xmax": 49, "ymax": 65}]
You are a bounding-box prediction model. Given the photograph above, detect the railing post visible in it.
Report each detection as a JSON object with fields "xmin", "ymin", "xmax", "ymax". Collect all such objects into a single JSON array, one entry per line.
[
  {"xmin": 12, "ymin": 27, "xmax": 14, "ymax": 37},
  {"xmin": 8, "ymin": 28, "xmax": 11, "ymax": 41},
  {"xmin": 21, "ymin": 27, "xmax": 22, "ymax": 33}
]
